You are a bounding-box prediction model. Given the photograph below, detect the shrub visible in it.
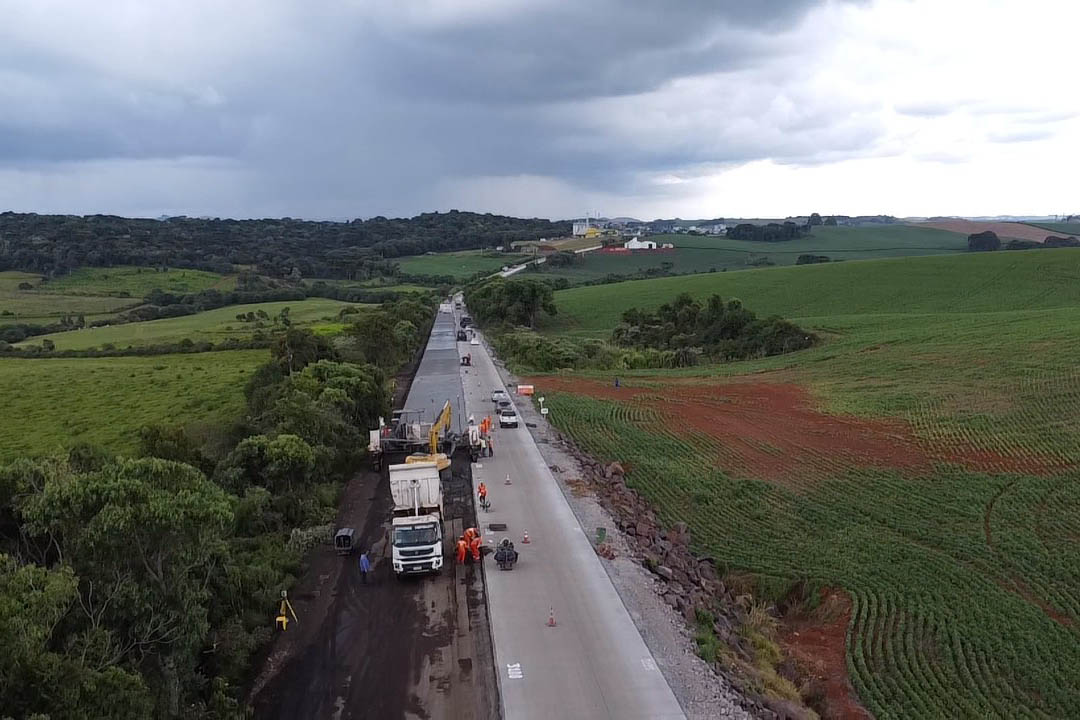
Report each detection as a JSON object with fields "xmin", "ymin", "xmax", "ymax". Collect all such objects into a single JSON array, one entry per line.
[{"xmin": 968, "ymin": 230, "xmax": 1001, "ymax": 251}]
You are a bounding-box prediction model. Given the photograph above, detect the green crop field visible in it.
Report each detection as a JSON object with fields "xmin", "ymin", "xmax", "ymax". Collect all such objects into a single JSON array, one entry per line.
[
  {"xmin": 0, "ymin": 350, "xmax": 264, "ymax": 462},
  {"xmin": 16, "ymin": 298, "xmax": 364, "ymax": 350},
  {"xmin": 395, "ymin": 250, "xmax": 528, "ymax": 278},
  {"xmin": 36, "ymin": 266, "xmax": 235, "ymax": 297},
  {"xmin": 527, "ymin": 224, "xmax": 967, "ymax": 285},
  {"xmin": 0, "ymin": 270, "xmax": 139, "ymax": 322},
  {"xmin": 1030, "ymin": 222, "xmax": 1080, "ymax": 237},
  {"xmin": 546, "ymin": 248, "xmax": 1080, "ymax": 336},
  {"xmin": 527, "ymin": 248, "xmax": 1080, "ymax": 717}
]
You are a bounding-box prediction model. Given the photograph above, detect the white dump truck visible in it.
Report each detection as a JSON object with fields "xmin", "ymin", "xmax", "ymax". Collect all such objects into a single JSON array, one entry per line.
[{"xmin": 389, "ymin": 461, "xmax": 445, "ymax": 576}]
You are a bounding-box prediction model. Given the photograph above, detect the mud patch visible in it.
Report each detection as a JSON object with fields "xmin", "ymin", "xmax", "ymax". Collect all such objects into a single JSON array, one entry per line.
[
  {"xmin": 781, "ymin": 590, "xmax": 871, "ymax": 720},
  {"xmin": 530, "ymin": 376, "xmax": 1064, "ymax": 483}
]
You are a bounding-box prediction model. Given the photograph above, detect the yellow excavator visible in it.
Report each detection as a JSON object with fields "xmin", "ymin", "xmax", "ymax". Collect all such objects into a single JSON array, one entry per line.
[{"xmin": 405, "ymin": 400, "xmax": 454, "ymax": 474}]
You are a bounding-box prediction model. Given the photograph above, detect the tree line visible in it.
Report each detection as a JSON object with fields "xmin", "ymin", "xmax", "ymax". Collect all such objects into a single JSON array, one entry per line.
[
  {"xmin": 968, "ymin": 230, "xmax": 1080, "ymax": 252},
  {"xmin": 463, "ymin": 277, "xmax": 558, "ymax": 329},
  {"xmin": 612, "ymin": 293, "xmax": 816, "ymax": 366},
  {"xmin": 0, "ymin": 297, "xmax": 436, "ymax": 718},
  {"xmin": 726, "ymin": 221, "xmax": 812, "ymax": 243},
  {"xmin": 0, "ymin": 210, "xmax": 569, "ymax": 280}
]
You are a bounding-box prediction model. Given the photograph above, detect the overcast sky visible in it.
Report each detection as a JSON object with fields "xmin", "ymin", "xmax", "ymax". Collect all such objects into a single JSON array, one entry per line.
[{"xmin": 0, "ymin": 0, "xmax": 1076, "ymax": 220}]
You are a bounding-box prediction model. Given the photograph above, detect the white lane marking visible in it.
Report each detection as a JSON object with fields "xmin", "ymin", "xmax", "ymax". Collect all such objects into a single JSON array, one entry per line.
[
  {"xmin": 641, "ymin": 658, "xmax": 658, "ymax": 672},
  {"xmin": 507, "ymin": 663, "xmax": 523, "ymax": 679}
]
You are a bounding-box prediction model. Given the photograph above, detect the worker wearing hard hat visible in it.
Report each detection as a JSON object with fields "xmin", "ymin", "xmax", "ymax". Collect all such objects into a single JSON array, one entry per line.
[
  {"xmin": 463, "ymin": 527, "xmax": 478, "ymax": 545},
  {"xmin": 456, "ymin": 538, "xmax": 468, "ymax": 565},
  {"xmin": 477, "ymin": 482, "xmax": 487, "ymax": 503},
  {"xmin": 469, "ymin": 534, "xmax": 483, "ymax": 563}
]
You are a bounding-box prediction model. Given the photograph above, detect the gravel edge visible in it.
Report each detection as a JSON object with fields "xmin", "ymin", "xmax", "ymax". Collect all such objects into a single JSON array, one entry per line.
[{"xmin": 491, "ymin": 356, "xmax": 757, "ymax": 720}]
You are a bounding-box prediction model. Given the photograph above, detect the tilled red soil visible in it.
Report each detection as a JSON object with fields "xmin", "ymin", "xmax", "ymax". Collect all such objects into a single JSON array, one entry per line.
[
  {"xmin": 781, "ymin": 590, "xmax": 871, "ymax": 720},
  {"xmin": 531, "ymin": 377, "xmax": 1063, "ymax": 483}
]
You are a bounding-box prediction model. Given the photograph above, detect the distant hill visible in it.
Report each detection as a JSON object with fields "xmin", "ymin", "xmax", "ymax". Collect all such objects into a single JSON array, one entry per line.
[
  {"xmin": 0, "ymin": 210, "xmax": 570, "ymax": 280},
  {"xmin": 915, "ymin": 220, "xmax": 1076, "ymax": 242}
]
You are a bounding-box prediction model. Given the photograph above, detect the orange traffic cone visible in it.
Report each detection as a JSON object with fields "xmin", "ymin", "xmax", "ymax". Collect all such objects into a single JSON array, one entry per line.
[
  {"xmin": 522, "ymin": 530, "xmax": 530, "ymax": 544},
  {"xmin": 547, "ymin": 606, "xmax": 557, "ymax": 627}
]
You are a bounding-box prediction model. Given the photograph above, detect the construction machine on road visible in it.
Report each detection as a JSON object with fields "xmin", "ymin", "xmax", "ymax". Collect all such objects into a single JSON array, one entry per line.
[
  {"xmin": 369, "ymin": 409, "xmax": 430, "ymax": 471},
  {"xmin": 403, "ymin": 400, "xmax": 457, "ymax": 478}
]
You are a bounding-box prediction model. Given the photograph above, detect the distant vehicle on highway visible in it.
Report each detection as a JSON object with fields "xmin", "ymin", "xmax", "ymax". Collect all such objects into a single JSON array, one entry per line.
[
  {"xmin": 491, "ymin": 389, "xmax": 508, "ymax": 404},
  {"xmin": 499, "ymin": 407, "xmax": 519, "ymax": 428},
  {"xmin": 460, "ymin": 315, "xmax": 472, "ymax": 328},
  {"xmin": 456, "ymin": 330, "xmax": 467, "ymax": 341}
]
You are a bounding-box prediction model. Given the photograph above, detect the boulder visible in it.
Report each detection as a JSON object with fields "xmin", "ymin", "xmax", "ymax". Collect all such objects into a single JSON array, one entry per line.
[
  {"xmin": 606, "ymin": 461, "xmax": 625, "ymax": 477},
  {"xmin": 656, "ymin": 565, "xmax": 674, "ymax": 581}
]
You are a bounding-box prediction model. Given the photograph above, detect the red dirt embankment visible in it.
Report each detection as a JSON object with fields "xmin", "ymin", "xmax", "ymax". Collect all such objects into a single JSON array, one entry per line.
[
  {"xmin": 915, "ymin": 220, "xmax": 1075, "ymax": 242},
  {"xmin": 532, "ymin": 377, "xmax": 1061, "ymax": 485},
  {"xmin": 781, "ymin": 590, "xmax": 871, "ymax": 720}
]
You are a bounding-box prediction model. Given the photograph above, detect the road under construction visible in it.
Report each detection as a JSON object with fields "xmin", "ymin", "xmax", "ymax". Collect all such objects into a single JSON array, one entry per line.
[{"xmin": 250, "ymin": 302, "xmax": 686, "ymax": 719}]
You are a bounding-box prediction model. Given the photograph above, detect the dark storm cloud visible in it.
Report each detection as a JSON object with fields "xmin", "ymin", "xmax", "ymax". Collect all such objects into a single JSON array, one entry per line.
[
  {"xmin": 360, "ymin": 1, "xmax": 827, "ymax": 104},
  {"xmin": 0, "ymin": 0, "xmax": 865, "ymax": 217}
]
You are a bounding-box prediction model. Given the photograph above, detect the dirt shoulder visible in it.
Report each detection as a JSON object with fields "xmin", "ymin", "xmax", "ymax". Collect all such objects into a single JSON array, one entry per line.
[{"xmin": 247, "ymin": 322, "xmax": 498, "ymax": 720}]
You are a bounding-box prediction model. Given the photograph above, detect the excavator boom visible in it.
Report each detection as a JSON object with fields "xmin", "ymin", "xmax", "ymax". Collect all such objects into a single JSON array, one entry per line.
[
  {"xmin": 406, "ymin": 400, "xmax": 455, "ymax": 473},
  {"xmin": 429, "ymin": 400, "xmax": 453, "ymax": 454}
]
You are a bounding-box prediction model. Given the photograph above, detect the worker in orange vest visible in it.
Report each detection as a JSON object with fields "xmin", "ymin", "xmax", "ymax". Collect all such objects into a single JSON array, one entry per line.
[
  {"xmin": 477, "ymin": 482, "xmax": 487, "ymax": 503},
  {"xmin": 456, "ymin": 538, "xmax": 468, "ymax": 565},
  {"xmin": 470, "ymin": 534, "xmax": 483, "ymax": 562},
  {"xmin": 463, "ymin": 527, "xmax": 478, "ymax": 545}
]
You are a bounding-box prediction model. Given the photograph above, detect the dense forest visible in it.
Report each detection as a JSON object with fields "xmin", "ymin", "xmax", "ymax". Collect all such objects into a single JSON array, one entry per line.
[
  {"xmin": 0, "ymin": 298, "xmax": 437, "ymax": 718},
  {"xmin": 0, "ymin": 211, "xmax": 570, "ymax": 280}
]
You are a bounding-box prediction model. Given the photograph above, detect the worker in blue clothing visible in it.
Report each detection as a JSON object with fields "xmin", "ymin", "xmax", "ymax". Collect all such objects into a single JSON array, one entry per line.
[{"xmin": 358, "ymin": 550, "xmax": 372, "ymax": 584}]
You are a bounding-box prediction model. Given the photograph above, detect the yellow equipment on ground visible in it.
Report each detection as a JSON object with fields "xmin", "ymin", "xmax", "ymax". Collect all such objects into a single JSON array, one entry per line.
[{"xmin": 406, "ymin": 400, "xmax": 452, "ymax": 472}]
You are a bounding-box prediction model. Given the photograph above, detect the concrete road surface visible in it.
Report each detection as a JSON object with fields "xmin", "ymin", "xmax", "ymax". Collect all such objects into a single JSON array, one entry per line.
[{"xmin": 457, "ymin": 307, "xmax": 686, "ymax": 719}]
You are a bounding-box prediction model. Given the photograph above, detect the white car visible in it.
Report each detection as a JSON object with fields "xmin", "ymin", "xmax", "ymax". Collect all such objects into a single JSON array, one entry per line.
[
  {"xmin": 491, "ymin": 390, "xmax": 509, "ymax": 404},
  {"xmin": 498, "ymin": 407, "xmax": 519, "ymax": 428}
]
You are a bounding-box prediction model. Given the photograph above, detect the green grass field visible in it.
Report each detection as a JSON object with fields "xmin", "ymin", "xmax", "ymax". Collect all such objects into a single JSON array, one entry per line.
[
  {"xmin": 528, "ymin": 248, "xmax": 1080, "ymax": 717},
  {"xmin": 546, "ymin": 248, "xmax": 1080, "ymax": 336},
  {"xmin": 527, "ymin": 225, "xmax": 967, "ymax": 285},
  {"xmin": 394, "ymin": 250, "xmax": 528, "ymax": 279},
  {"xmin": 36, "ymin": 266, "xmax": 235, "ymax": 297},
  {"xmin": 0, "ymin": 350, "xmax": 264, "ymax": 461},
  {"xmin": 16, "ymin": 298, "xmax": 364, "ymax": 350},
  {"xmin": 0, "ymin": 270, "xmax": 139, "ymax": 322}
]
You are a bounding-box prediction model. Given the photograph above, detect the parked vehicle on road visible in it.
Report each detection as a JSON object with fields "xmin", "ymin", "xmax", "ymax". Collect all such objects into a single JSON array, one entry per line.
[
  {"xmin": 499, "ymin": 407, "xmax": 519, "ymax": 428},
  {"xmin": 456, "ymin": 330, "xmax": 467, "ymax": 341},
  {"xmin": 491, "ymin": 389, "xmax": 508, "ymax": 404},
  {"xmin": 389, "ymin": 462, "xmax": 444, "ymax": 577},
  {"xmin": 334, "ymin": 527, "xmax": 355, "ymax": 556}
]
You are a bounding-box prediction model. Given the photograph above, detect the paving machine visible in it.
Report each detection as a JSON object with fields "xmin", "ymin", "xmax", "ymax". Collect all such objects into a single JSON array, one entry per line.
[{"xmin": 368, "ymin": 409, "xmax": 431, "ymax": 471}]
